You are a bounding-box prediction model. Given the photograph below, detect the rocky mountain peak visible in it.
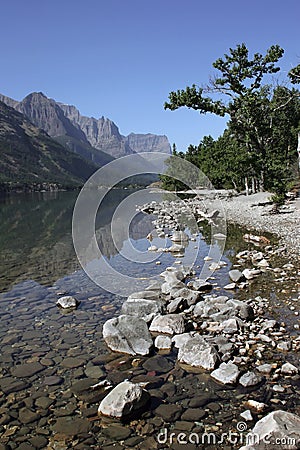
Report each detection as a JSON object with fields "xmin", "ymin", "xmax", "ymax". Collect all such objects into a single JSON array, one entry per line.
[{"xmin": 0, "ymin": 92, "xmax": 171, "ymax": 160}]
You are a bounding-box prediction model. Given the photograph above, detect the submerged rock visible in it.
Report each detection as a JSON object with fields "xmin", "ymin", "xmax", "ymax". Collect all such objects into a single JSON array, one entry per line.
[
  {"xmin": 102, "ymin": 315, "xmax": 153, "ymax": 356},
  {"xmin": 98, "ymin": 381, "xmax": 150, "ymax": 418},
  {"xmin": 56, "ymin": 296, "xmax": 79, "ymax": 309}
]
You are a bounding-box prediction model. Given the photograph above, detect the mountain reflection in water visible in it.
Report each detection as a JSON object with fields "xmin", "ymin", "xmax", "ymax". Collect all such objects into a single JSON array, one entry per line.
[{"xmin": 0, "ymin": 189, "xmax": 154, "ymax": 292}]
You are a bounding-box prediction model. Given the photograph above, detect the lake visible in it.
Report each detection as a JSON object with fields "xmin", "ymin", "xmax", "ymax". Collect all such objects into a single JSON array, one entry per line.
[{"xmin": 0, "ymin": 190, "xmax": 298, "ymax": 449}]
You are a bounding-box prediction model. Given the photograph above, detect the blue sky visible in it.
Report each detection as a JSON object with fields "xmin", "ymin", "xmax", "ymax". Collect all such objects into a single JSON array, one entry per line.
[{"xmin": 1, "ymin": 0, "xmax": 299, "ymax": 151}]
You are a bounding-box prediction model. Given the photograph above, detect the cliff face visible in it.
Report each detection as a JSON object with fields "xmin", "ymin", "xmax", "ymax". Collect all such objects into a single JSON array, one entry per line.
[
  {"xmin": 0, "ymin": 94, "xmax": 19, "ymax": 110},
  {"xmin": 0, "ymin": 101, "xmax": 98, "ymax": 188},
  {"xmin": 0, "ymin": 92, "xmax": 171, "ymax": 160},
  {"xmin": 125, "ymin": 133, "xmax": 171, "ymax": 154},
  {"xmin": 59, "ymin": 103, "xmax": 133, "ymax": 158},
  {"xmin": 16, "ymin": 93, "xmax": 88, "ymax": 142}
]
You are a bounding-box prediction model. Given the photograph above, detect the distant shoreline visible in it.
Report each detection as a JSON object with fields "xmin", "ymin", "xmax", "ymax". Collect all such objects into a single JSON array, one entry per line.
[{"xmin": 208, "ymin": 191, "xmax": 300, "ymax": 257}]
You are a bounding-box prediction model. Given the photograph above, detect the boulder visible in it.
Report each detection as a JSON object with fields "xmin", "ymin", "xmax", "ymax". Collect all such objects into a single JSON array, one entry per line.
[
  {"xmin": 98, "ymin": 381, "xmax": 150, "ymax": 418},
  {"xmin": 218, "ymin": 318, "xmax": 240, "ymax": 334},
  {"xmin": 170, "ymin": 287, "xmax": 202, "ymax": 306},
  {"xmin": 168, "ymin": 244, "xmax": 185, "ymax": 253},
  {"xmin": 229, "ymin": 270, "xmax": 245, "ymax": 283},
  {"xmin": 56, "ymin": 296, "xmax": 79, "ymax": 309},
  {"xmin": 281, "ymin": 362, "xmax": 298, "ymax": 375},
  {"xmin": 167, "ymin": 297, "xmax": 185, "ymax": 313},
  {"xmin": 121, "ymin": 298, "xmax": 163, "ymax": 323},
  {"xmin": 239, "ymin": 371, "xmax": 262, "ymax": 387},
  {"xmin": 161, "ymin": 279, "xmax": 185, "ymax": 295},
  {"xmin": 178, "ymin": 334, "xmax": 218, "ymax": 370},
  {"xmin": 170, "ymin": 231, "xmax": 189, "ymax": 242},
  {"xmin": 242, "ymin": 268, "xmax": 261, "ymax": 280},
  {"xmin": 211, "ymin": 362, "xmax": 240, "ymax": 384},
  {"xmin": 172, "ymin": 332, "xmax": 195, "ymax": 349},
  {"xmin": 102, "ymin": 315, "xmax": 153, "ymax": 356},
  {"xmin": 187, "ymin": 279, "xmax": 213, "ymax": 292},
  {"xmin": 239, "ymin": 410, "xmax": 300, "ymax": 449},
  {"xmin": 149, "ymin": 314, "xmax": 185, "ymax": 335},
  {"xmin": 127, "ymin": 290, "xmax": 160, "ymax": 300}
]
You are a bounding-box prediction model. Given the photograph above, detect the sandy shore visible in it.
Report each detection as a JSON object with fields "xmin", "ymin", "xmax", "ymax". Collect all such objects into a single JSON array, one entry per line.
[{"xmin": 208, "ymin": 192, "xmax": 300, "ymax": 258}]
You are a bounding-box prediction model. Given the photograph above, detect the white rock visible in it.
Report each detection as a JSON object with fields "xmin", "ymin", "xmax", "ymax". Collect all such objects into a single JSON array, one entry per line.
[
  {"xmin": 98, "ymin": 381, "xmax": 149, "ymax": 418},
  {"xmin": 257, "ymin": 364, "xmax": 273, "ymax": 374},
  {"xmin": 56, "ymin": 296, "xmax": 78, "ymax": 309},
  {"xmin": 281, "ymin": 362, "xmax": 298, "ymax": 375},
  {"xmin": 256, "ymin": 258, "xmax": 269, "ymax": 268},
  {"xmin": 170, "ymin": 231, "xmax": 189, "ymax": 242},
  {"xmin": 239, "ymin": 371, "xmax": 262, "ymax": 387},
  {"xmin": 172, "ymin": 332, "xmax": 194, "ymax": 349},
  {"xmin": 168, "ymin": 244, "xmax": 185, "ymax": 253},
  {"xmin": 242, "ymin": 268, "xmax": 261, "ymax": 280},
  {"xmin": 273, "ymin": 384, "xmax": 285, "ymax": 393},
  {"xmin": 148, "ymin": 245, "xmax": 158, "ymax": 251},
  {"xmin": 211, "ymin": 362, "xmax": 240, "ymax": 384},
  {"xmin": 224, "ymin": 283, "xmax": 236, "ymax": 290},
  {"xmin": 219, "ymin": 318, "xmax": 239, "ymax": 334},
  {"xmin": 240, "ymin": 409, "xmax": 253, "ymax": 421},
  {"xmin": 154, "ymin": 335, "xmax": 172, "ymax": 350},
  {"xmin": 229, "ymin": 269, "xmax": 245, "ymax": 283},
  {"xmin": 240, "ymin": 410, "xmax": 300, "ymax": 449},
  {"xmin": 121, "ymin": 298, "xmax": 163, "ymax": 323},
  {"xmin": 103, "ymin": 315, "xmax": 153, "ymax": 356},
  {"xmin": 149, "ymin": 314, "xmax": 185, "ymax": 335},
  {"xmin": 178, "ymin": 334, "xmax": 218, "ymax": 370},
  {"xmin": 245, "ymin": 399, "xmax": 266, "ymax": 413}
]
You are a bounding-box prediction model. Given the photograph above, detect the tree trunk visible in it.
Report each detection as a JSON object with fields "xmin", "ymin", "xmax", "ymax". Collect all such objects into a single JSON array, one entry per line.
[
  {"xmin": 245, "ymin": 177, "xmax": 249, "ymax": 196},
  {"xmin": 297, "ymin": 133, "xmax": 300, "ymax": 171}
]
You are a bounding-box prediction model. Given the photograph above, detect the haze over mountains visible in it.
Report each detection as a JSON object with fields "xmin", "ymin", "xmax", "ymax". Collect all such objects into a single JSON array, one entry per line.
[
  {"xmin": 0, "ymin": 92, "xmax": 171, "ymax": 190},
  {"xmin": 0, "ymin": 92, "xmax": 171, "ymax": 159}
]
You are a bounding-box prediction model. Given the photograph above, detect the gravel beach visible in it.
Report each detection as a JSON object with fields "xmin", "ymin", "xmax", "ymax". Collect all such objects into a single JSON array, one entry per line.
[{"xmin": 209, "ymin": 192, "xmax": 300, "ymax": 258}]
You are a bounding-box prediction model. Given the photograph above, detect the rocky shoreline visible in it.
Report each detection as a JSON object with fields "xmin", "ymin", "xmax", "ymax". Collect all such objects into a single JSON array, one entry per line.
[
  {"xmin": 0, "ymin": 192, "xmax": 299, "ymax": 449},
  {"xmin": 208, "ymin": 191, "xmax": 300, "ymax": 258},
  {"xmin": 88, "ymin": 196, "xmax": 300, "ymax": 449}
]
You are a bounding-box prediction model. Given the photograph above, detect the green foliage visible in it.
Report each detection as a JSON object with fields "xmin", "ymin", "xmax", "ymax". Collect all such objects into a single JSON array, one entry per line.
[{"xmin": 164, "ymin": 43, "xmax": 300, "ymax": 196}]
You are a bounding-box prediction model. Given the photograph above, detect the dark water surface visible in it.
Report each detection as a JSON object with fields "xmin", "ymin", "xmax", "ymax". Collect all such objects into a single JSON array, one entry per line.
[{"xmin": 0, "ymin": 191, "xmax": 299, "ymax": 449}]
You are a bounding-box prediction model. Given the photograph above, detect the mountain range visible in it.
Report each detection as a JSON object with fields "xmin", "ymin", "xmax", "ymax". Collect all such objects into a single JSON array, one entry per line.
[
  {"xmin": 0, "ymin": 101, "xmax": 98, "ymax": 190},
  {"xmin": 0, "ymin": 92, "xmax": 171, "ymax": 159},
  {"xmin": 0, "ymin": 92, "xmax": 171, "ymax": 190}
]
